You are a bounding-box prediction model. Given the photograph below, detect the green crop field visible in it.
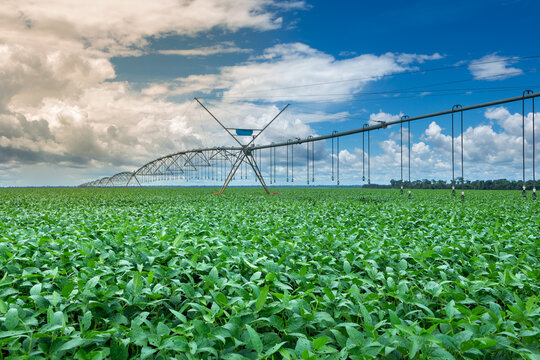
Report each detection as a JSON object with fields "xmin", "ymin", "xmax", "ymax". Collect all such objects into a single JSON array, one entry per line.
[{"xmin": 0, "ymin": 188, "xmax": 538, "ymax": 359}]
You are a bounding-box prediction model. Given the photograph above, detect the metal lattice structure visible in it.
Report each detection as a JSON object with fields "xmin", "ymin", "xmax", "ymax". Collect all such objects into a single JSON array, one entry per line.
[
  {"xmin": 79, "ymin": 171, "xmax": 133, "ymax": 188},
  {"xmin": 125, "ymin": 147, "xmax": 246, "ymax": 188},
  {"xmin": 79, "ymin": 91, "xmax": 539, "ymax": 198}
]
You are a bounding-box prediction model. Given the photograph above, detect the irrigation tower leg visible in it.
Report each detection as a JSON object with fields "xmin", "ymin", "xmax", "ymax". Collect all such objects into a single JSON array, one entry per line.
[
  {"xmin": 244, "ymin": 153, "xmax": 273, "ymax": 194},
  {"xmin": 215, "ymin": 150, "xmax": 273, "ymax": 195},
  {"xmin": 216, "ymin": 152, "xmax": 245, "ymax": 194}
]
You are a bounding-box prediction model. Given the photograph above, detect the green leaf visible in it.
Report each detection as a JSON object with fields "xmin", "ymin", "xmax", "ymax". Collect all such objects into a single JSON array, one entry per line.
[
  {"xmin": 314, "ymin": 311, "xmax": 334, "ymax": 324},
  {"xmin": 255, "ymin": 285, "xmax": 269, "ymax": 312},
  {"xmin": 346, "ymin": 326, "xmax": 364, "ymax": 346},
  {"xmin": 173, "ymin": 233, "xmax": 184, "ymax": 247},
  {"xmin": 182, "ymin": 284, "xmax": 195, "ymax": 297},
  {"xmin": 323, "ymin": 288, "xmax": 335, "ymax": 301},
  {"xmin": 397, "ymin": 259, "xmax": 408, "ymax": 271},
  {"xmin": 209, "ymin": 267, "xmax": 219, "ymax": 283},
  {"xmin": 141, "ymin": 346, "xmax": 156, "ymax": 359},
  {"xmin": 263, "ymin": 341, "xmax": 287, "ymax": 357},
  {"xmin": 4, "ymin": 308, "xmax": 18, "ymax": 330},
  {"xmin": 170, "ymin": 309, "xmax": 187, "ymax": 322},
  {"xmin": 223, "ymin": 354, "xmax": 250, "ymax": 360},
  {"xmin": 0, "ymin": 300, "xmax": 7, "ymax": 314},
  {"xmin": 295, "ymin": 337, "xmax": 311, "ymax": 356},
  {"xmin": 246, "ymin": 324, "xmax": 263, "ymax": 355},
  {"xmin": 110, "ymin": 341, "xmax": 128, "ymax": 360},
  {"xmin": 313, "ymin": 336, "xmax": 328, "ymax": 350},
  {"xmin": 0, "ymin": 330, "xmax": 26, "ymax": 339},
  {"xmin": 85, "ymin": 276, "xmax": 100, "ymax": 290},
  {"xmin": 51, "ymin": 291, "xmax": 61, "ymax": 307},
  {"xmin": 243, "ymin": 258, "xmax": 258, "ymax": 269},
  {"xmin": 57, "ymin": 338, "xmax": 86, "ymax": 352},
  {"xmin": 52, "ymin": 311, "xmax": 63, "ymax": 326},
  {"xmin": 286, "ymin": 316, "xmax": 305, "ymax": 332},
  {"xmin": 389, "ymin": 309, "xmax": 401, "ymax": 326},
  {"xmin": 62, "ymin": 281, "xmax": 75, "ymax": 298},
  {"xmin": 395, "ymin": 324, "xmax": 415, "ymax": 336},
  {"xmin": 279, "ymin": 348, "xmax": 293, "ymax": 360},
  {"xmin": 431, "ymin": 347, "xmax": 455, "ymax": 359},
  {"xmin": 216, "ymin": 292, "xmax": 228, "ymax": 306},
  {"xmin": 474, "ymin": 337, "xmax": 498, "ymax": 349},
  {"xmin": 81, "ymin": 311, "xmax": 92, "ymax": 331},
  {"xmin": 156, "ymin": 322, "xmax": 170, "ymax": 337},
  {"xmin": 409, "ymin": 336, "xmax": 421, "ymax": 359},
  {"xmin": 133, "ymin": 272, "xmax": 142, "ymax": 293},
  {"xmin": 359, "ymin": 303, "xmax": 372, "ymax": 327},
  {"xmin": 30, "ymin": 283, "xmax": 42, "ymax": 296}
]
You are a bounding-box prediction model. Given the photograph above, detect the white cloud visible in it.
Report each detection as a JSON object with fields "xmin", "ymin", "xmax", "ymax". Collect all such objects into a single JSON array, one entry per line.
[
  {"xmin": 0, "ymin": 44, "xmax": 115, "ymax": 108},
  {"xmin": 172, "ymin": 43, "xmax": 443, "ymax": 103},
  {"xmin": 468, "ymin": 54, "xmax": 523, "ymax": 81},
  {"xmin": 301, "ymin": 107, "xmax": 539, "ymax": 186},
  {"xmin": 484, "ymin": 106, "xmax": 523, "ymax": 136},
  {"xmin": 367, "ymin": 108, "xmax": 539, "ymax": 183},
  {"xmin": 396, "ymin": 53, "xmax": 443, "ymax": 65},
  {"xmin": 1, "ymin": 0, "xmax": 293, "ymax": 56},
  {"xmin": 158, "ymin": 42, "xmax": 252, "ymax": 57},
  {"xmin": 0, "ymin": 0, "xmax": 311, "ymax": 185}
]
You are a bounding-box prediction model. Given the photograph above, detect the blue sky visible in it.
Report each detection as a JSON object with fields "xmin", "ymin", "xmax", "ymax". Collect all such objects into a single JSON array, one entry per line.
[{"xmin": 1, "ymin": 0, "xmax": 539, "ymax": 186}]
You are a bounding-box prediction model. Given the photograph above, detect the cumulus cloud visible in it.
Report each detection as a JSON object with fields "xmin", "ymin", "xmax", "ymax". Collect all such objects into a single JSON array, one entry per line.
[
  {"xmin": 171, "ymin": 43, "xmax": 443, "ymax": 103},
  {"xmin": 0, "ymin": 44, "xmax": 115, "ymax": 108},
  {"xmin": 287, "ymin": 107, "xmax": 538, "ymax": 186},
  {"xmin": 396, "ymin": 53, "xmax": 443, "ymax": 65},
  {"xmin": 468, "ymin": 54, "xmax": 523, "ymax": 81},
  {"xmin": 345, "ymin": 107, "xmax": 540, "ymax": 184},
  {"xmin": 1, "ymin": 0, "xmax": 295, "ymax": 56},
  {"xmin": 0, "ymin": 0, "xmax": 312, "ymax": 185},
  {"xmin": 158, "ymin": 42, "xmax": 252, "ymax": 57}
]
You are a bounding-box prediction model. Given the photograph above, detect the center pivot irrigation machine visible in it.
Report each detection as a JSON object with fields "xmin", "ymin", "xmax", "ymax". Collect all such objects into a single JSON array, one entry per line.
[{"xmin": 80, "ymin": 91, "xmax": 539, "ymax": 199}]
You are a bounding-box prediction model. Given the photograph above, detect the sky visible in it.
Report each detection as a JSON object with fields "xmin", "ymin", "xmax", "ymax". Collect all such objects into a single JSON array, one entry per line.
[{"xmin": 1, "ymin": 0, "xmax": 539, "ymax": 186}]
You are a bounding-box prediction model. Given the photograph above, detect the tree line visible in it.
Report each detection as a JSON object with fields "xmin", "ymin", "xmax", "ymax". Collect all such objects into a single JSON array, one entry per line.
[{"xmin": 364, "ymin": 178, "xmax": 537, "ymax": 190}]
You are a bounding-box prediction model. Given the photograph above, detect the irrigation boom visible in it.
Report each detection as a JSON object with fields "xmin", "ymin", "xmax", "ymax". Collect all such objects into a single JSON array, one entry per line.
[{"xmin": 79, "ymin": 91, "xmax": 539, "ymax": 195}]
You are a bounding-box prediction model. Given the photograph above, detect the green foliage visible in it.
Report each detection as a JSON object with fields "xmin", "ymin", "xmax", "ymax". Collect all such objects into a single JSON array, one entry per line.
[{"xmin": 0, "ymin": 187, "xmax": 538, "ymax": 359}]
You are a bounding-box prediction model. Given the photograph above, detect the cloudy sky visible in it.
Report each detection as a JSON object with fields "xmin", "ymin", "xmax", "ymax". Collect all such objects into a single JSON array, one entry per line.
[{"xmin": 1, "ymin": 0, "xmax": 539, "ymax": 186}]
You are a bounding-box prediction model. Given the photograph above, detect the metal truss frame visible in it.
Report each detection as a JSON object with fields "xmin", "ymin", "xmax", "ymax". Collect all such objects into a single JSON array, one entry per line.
[{"xmin": 79, "ymin": 91, "xmax": 540, "ymax": 194}]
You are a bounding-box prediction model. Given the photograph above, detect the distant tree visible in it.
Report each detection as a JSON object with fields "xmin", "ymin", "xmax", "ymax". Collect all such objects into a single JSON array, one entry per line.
[{"xmin": 383, "ymin": 178, "xmax": 534, "ymax": 190}]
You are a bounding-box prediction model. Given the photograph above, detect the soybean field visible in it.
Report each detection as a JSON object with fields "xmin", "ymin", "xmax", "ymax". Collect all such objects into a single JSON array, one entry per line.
[{"xmin": 0, "ymin": 188, "xmax": 538, "ymax": 359}]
